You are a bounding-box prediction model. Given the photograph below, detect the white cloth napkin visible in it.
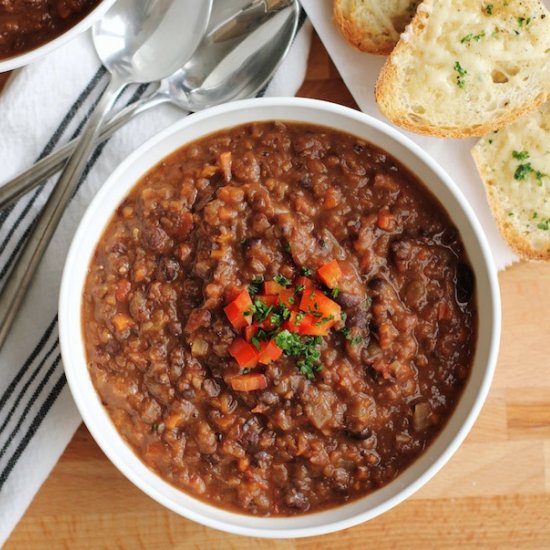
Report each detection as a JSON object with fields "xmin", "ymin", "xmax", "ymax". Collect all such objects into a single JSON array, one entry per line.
[
  {"xmin": 301, "ymin": 0, "xmax": 518, "ymax": 271},
  {"xmin": 0, "ymin": 15, "xmax": 312, "ymax": 544}
]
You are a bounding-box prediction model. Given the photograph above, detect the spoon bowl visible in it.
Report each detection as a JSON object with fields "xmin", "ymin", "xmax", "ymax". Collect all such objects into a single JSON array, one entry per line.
[
  {"xmin": 173, "ymin": 1, "xmax": 300, "ymax": 111},
  {"xmin": 93, "ymin": 0, "xmax": 212, "ymax": 83}
]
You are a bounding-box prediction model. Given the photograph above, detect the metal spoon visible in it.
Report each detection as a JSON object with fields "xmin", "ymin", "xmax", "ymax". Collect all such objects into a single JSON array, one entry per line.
[
  {"xmin": 0, "ymin": 0, "xmax": 298, "ymax": 210},
  {"xmin": 0, "ymin": 0, "xmax": 213, "ymax": 349}
]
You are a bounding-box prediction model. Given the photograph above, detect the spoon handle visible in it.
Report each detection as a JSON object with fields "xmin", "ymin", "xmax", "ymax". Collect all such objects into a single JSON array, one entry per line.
[
  {"xmin": 0, "ymin": 91, "xmax": 168, "ymax": 211},
  {"xmin": 0, "ymin": 76, "xmax": 125, "ymax": 350}
]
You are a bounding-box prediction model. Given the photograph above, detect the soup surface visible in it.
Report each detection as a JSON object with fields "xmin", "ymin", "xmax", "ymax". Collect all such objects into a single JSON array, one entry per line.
[
  {"xmin": 0, "ymin": 0, "xmax": 100, "ymax": 59},
  {"xmin": 82, "ymin": 121, "xmax": 477, "ymax": 515}
]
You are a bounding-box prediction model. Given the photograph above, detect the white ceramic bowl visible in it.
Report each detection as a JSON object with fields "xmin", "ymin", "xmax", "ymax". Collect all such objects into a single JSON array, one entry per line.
[
  {"xmin": 59, "ymin": 97, "xmax": 501, "ymax": 538},
  {"xmin": 0, "ymin": 0, "xmax": 116, "ymax": 73}
]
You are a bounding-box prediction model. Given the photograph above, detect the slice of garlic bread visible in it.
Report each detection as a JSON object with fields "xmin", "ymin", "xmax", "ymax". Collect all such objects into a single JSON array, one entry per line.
[
  {"xmin": 472, "ymin": 102, "xmax": 550, "ymax": 260},
  {"xmin": 375, "ymin": 0, "xmax": 550, "ymax": 137},
  {"xmin": 333, "ymin": 0, "xmax": 420, "ymax": 55}
]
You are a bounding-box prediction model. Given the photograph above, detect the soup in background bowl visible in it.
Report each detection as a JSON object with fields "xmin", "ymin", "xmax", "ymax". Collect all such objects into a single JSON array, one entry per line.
[{"xmin": 0, "ymin": 0, "xmax": 116, "ymax": 72}]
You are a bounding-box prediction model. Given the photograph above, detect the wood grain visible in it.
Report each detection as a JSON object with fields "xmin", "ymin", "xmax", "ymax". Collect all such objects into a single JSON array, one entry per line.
[{"xmin": 5, "ymin": 31, "xmax": 550, "ymax": 549}]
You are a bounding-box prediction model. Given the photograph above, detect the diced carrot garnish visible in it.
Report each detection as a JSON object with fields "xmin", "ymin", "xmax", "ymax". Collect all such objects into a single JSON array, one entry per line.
[
  {"xmin": 112, "ymin": 313, "xmax": 134, "ymax": 331},
  {"xmin": 216, "ymin": 232, "xmax": 232, "ymax": 243},
  {"xmin": 317, "ymin": 260, "xmax": 342, "ymax": 289},
  {"xmin": 115, "ymin": 279, "xmax": 131, "ymax": 302},
  {"xmin": 219, "ymin": 151, "xmax": 232, "ymax": 183},
  {"xmin": 284, "ymin": 311, "xmax": 304, "ymax": 333},
  {"xmin": 278, "ymin": 288, "xmax": 299, "ymax": 310},
  {"xmin": 298, "ymin": 314, "xmax": 333, "ymax": 336},
  {"xmin": 210, "ymin": 248, "xmax": 225, "ymax": 259},
  {"xmin": 299, "ymin": 288, "xmax": 341, "ymax": 320},
  {"xmin": 230, "ymin": 373, "xmax": 267, "ymax": 392},
  {"xmin": 258, "ymin": 339, "xmax": 283, "ymax": 364},
  {"xmin": 295, "ymin": 276, "xmax": 313, "ymax": 290},
  {"xmin": 201, "ymin": 164, "xmax": 218, "ymax": 177},
  {"xmin": 219, "ymin": 206, "xmax": 235, "ymax": 222},
  {"xmin": 263, "ymin": 280, "xmax": 286, "ymax": 295},
  {"xmin": 244, "ymin": 324, "xmax": 259, "ymax": 342},
  {"xmin": 224, "ymin": 290, "xmax": 253, "ymax": 331},
  {"xmin": 164, "ymin": 411, "xmax": 185, "ymax": 430},
  {"xmin": 255, "ymin": 294, "xmax": 279, "ymax": 307},
  {"xmin": 228, "ymin": 338, "xmax": 258, "ymax": 369},
  {"xmin": 133, "ymin": 264, "xmax": 147, "ymax": 283},
  {"xmin": 377, "ymin": 208, "xmax": 394, "ymax": 230},
  {"xmin": 323, "ymin": 187, "xmax": 340, "ymax": 209}
]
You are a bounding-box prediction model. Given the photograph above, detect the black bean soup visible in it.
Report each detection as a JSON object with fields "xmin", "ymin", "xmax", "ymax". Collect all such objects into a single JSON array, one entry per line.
[{"xmin": 82, "ymin": 121, "xmax": 477, "ymax": 516}]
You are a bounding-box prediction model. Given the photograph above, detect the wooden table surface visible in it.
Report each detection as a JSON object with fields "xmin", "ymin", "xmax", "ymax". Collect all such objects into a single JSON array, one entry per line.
[{"xmin": 4, "ymin": 33, "xmax": 550, "ymax": 549}]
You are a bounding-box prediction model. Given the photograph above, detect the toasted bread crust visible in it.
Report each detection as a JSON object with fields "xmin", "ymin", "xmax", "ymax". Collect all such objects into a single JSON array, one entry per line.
[
  {"xmin": 377, "ymin": 61, "xmax": 549, "ymax": 138},
  {"xmin": 471, "ymin": 110, "xmax": 550, "ymax": 261},
  {"xmin": 333, "ymin": 1, "xmax": 396, "ymax": 55},
  {"xmin": 375, "ymin": 0, "xmax": 550, "ymax": 138},
  {"xmin": 483, "ymin": 181, "xmax": 550, "ymax": 261}
]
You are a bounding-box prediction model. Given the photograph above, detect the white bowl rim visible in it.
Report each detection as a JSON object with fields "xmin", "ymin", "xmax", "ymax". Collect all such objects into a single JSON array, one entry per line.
[
  {"xmin": 59, "ymin": 96, "xmax": 501, "ymax": 538},
  {"xmin": 0, "ymin": 0, "xmax": 116, "ymax": 73}
]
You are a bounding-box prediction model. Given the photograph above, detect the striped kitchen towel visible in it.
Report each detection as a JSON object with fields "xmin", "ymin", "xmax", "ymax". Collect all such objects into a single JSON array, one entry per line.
[{"xmin": 0, "ymin": 8, "xmax": 311, "ymax": 544}]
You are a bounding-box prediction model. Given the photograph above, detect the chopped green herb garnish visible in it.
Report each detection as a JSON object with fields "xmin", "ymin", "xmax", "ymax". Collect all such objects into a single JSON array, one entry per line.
[
  {"xmin": 279, "ymin": 303, "xmax": 291, "ymax": 321},
  {"xmin": 331, "ymin": 288, "xmax": 341, "ymax": 299},
  {"xmin": 315, "ymin": 315, "xmax": 335, "ymax": 327},
  {"xmin": 251, "ymin": 336, "xmax": 261, "ymax": 350},
  {"xmin": 252, "ymin": 299, "xmax": 273, "ymax": 323},
  {"xmin": 288, "ymin": 295, "xmax": 296, "ymax": 305},
  {"xmin": 514, "ymin": 163, "xmax": 534, "ymax": 180},
  {"xmin": 517, "ymin": 16, "xmax": 530, "ymax": 27},
  {"xmin": 533, "ymin": 212, "xmax": 539, "ymax": 219},
  {"xmin": 340, "ymin": 312, "xmax": 347, "ymax": 322},
  {"xmin": 274, "ymin": 329, "xmax": 323, "ymax": 380},
  {"xmin": 284, "ymin": 241, "xmax": 292, "ymax": 253},
  {"xmin": 274, "ymin": 274, "xmax": 291, "ymax": 287},
  {"xmin": 454, "ymin": 61, "xmax": 467, "ymax": 88},
  {"xmin": 513, "ymin": 150, "xmax": 530, "ymax": 161},
  {"xmin": 248, "ymin": 276, "xmax": 264, "ymax": 296},
  {"xmin": 270, "ymin": 313, "xmax": 282, "ymax": 326},
  {"xmin": 256, "ymin": 328, "xmax": 272, "ymax": 341},
  {"xmin": 485, "ymin": 3, "xmax": 493, "ymax": 14},
  {"xmin": 461, "ymin": 31, "xmax": 485, "ymax": 43},
  {"xmin": 296, "ymin": 312, "xmax": 305, "ymax": 322},
  {"xmin": 537, "ymin": 220, "xmax": 549, "ymax": 231},
  {"xmin": 512, "ymin": 151, "xmax": 547, "ymax": 184},
  {"xmin": 302, "ymin": 267, "xmax": 312, "ymax": 277},
  {"xmin": 295, "ymin": 284, "xmax": 305, "ymax": 294}
]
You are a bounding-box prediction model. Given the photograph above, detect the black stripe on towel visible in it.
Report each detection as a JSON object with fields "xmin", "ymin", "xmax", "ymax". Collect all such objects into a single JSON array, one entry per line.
[{"xmin": 0, "ymin": 373, "xmax": 66, "ymax": 490}]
